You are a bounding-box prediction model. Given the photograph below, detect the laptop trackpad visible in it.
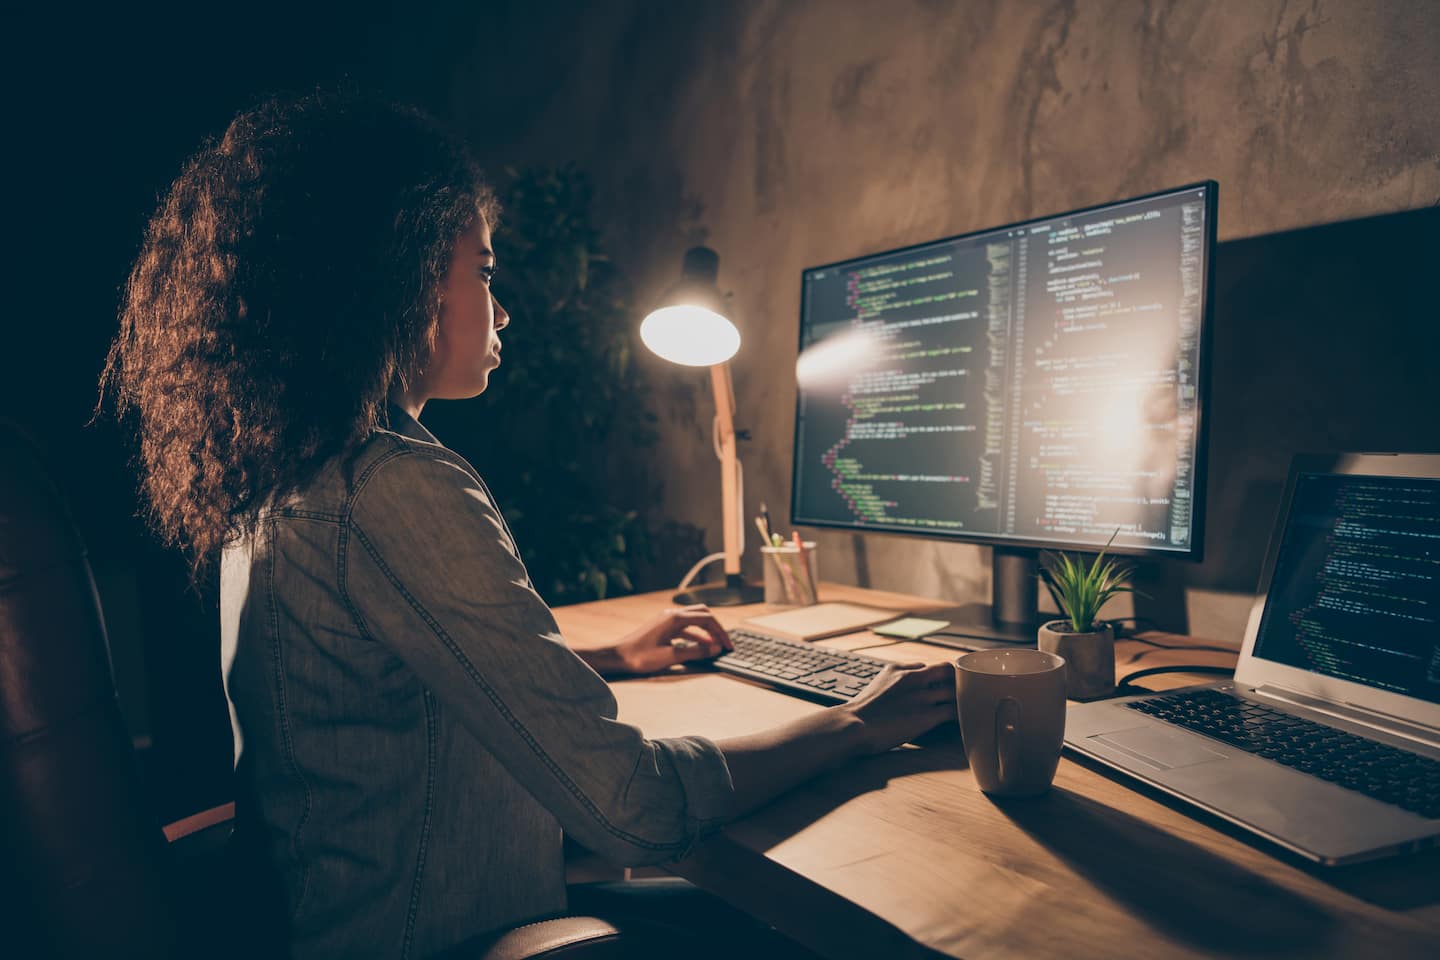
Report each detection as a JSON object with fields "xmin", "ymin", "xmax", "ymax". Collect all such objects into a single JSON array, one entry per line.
[{"xmin": 1093, "ymin": 726, "xmax": 1229, "ymax": 771}]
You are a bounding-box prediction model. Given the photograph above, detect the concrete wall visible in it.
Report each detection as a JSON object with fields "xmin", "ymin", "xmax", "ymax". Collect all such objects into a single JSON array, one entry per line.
[
  {"xmin": 12, "ymin": 1, "xmax": 1433, "ymax": 790},
  {"xmin": 447, "ymin": 0, "xmax": 1440, "ymax": 641}
]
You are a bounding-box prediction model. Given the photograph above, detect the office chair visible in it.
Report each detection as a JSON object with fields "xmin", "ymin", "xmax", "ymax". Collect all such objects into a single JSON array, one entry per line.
[
  {"xmin": 0, "ymin": 420, "xmax": 662, "ymax": 959},
  {"xmin": 0, "ymin": 420, "xmax": 234, "ymax": 955}
]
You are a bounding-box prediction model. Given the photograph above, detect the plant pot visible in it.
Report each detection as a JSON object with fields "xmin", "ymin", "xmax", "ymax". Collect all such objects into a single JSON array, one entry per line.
[{"xmin": 1037, "ymin": 620, "xmax": 1115, "ymax": 700}]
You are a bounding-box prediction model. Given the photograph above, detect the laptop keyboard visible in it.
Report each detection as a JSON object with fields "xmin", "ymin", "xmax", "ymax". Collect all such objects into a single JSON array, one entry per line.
[
  {"xmin": 1127, "ymin": 688, "xmax": 1440, "ymax": 819},
  {"xmin": 713, "ymin": 629, "xmax": 890, "ymax": 703}
]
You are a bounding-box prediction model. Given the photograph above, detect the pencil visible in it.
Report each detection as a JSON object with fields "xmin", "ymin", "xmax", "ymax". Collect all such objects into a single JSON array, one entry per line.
[
  {"xmin": 791, "ymin": 531, "xmax": 818, "ymax": 604},
  {"xmin": 758, "ymin": 516, "xmax": 800, "ymax": 602},
  {"xmin": 774, "ymin": 544, "xmax": 802, "ymax": 604}
]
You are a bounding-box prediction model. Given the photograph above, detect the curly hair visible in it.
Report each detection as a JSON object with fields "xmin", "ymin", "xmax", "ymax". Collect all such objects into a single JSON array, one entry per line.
[{"xmin": 100, "ymin": 91, "xmax": 497, "ymax": 570}]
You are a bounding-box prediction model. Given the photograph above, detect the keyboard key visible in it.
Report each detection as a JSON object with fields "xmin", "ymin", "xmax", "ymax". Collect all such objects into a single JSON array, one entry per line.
[
  {"xmin": 715, "ymin": 630, "xmax": 893, "ymax": 703},
  {"xmin": 1126, "ymin": 689, "xmax": 1440, "ymax": 819}
]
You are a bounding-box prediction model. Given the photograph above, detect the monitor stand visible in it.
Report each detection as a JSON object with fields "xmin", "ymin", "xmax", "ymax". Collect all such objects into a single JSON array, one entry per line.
[{"xmin": 922, "ymin": 547, "xmax": 1039, "ymax": 650}]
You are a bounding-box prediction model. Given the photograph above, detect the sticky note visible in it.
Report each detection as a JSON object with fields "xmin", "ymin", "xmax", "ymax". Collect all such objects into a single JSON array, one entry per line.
[{"xmin": 872, "ymin": 617, "xmax": 951, "ymax": 639}]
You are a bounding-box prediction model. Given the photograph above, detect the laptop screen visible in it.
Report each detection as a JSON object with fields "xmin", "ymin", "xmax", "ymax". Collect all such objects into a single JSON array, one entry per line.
[{"xmin": 1252, "ymin": 472, "xmax": 1440, "ymax": 705}]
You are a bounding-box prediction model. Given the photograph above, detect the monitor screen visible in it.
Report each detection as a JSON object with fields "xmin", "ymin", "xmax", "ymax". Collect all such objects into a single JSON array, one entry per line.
[
  {"xmin": 791, "ymin": 182, "xmax": 1215, "ymax": 557},
  {"xmin": 1252, "ymin": 471, "xmax": 1440, "ymax": 705}
]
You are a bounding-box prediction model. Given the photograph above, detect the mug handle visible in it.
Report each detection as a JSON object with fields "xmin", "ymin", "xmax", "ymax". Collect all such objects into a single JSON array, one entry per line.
[{"xmin": 995, "ymin": 697, "xmax": 1022, "ymax": 786}]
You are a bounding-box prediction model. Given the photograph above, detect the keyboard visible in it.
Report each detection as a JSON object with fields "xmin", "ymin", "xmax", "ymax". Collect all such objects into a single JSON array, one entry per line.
[
  {"xmin": 1127, "ymin": 688, "xmax": 1440, "ymax": 819},
  {"xmin": 713, "ymin": 629, "xmax": 891, "ymax": 703}
]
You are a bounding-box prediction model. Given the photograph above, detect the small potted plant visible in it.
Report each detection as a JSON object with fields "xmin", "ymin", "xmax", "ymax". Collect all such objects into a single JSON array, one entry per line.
[{"xmin": 1038, "ymin": 532, "xmax": 1141, "ymax": 700}]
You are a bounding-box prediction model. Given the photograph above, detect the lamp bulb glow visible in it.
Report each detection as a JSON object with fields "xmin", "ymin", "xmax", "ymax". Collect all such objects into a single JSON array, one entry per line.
[{"xmin": 640, "ymin": 305, "xmax": 740, "ymax": 366}]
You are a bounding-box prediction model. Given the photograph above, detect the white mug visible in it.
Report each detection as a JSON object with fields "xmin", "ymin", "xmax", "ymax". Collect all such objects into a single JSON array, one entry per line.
[{"xmin": 956, "ymin": 649, "xmax": 1067, "ymax": 797}]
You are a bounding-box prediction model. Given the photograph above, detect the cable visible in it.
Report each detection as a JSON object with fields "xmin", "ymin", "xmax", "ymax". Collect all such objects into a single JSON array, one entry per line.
[
  {"xmin": 1125, "ymin": 638, "xmax": 1241, "ymax": 653},
  {"xmin": 1104, "ymin": 618, "xmax": 1241, "ymax": 654},
  {"xmin": 1107, "ymin": 616, "xmax": 1159, "ymax": 639},
  {"xmin": 1116, "ymin": 664, "xmax": 1234, "ymax": 693},
  {"xmin": 675, "ymin": 553, "xmax": 726, "ymax": 592}
]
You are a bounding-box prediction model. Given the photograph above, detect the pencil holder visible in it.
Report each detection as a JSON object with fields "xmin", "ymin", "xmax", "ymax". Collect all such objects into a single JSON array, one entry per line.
[{"xmin": 761, "ymin": 542, "xmax": 819, "ymax": 605}]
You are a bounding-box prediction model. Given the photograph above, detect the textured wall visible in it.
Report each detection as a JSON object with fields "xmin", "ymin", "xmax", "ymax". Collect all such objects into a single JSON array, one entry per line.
[{"xmin": 454, "ymin": 0, "xmax": 1440, "ymax": 637}]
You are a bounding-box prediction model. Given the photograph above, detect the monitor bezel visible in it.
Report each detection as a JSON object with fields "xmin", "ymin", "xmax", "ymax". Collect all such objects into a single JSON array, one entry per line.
[
  {"xmin": 1235, "ymin": 452, "xmax": 1440, "ymax": 730},
  {"xmin": 789, "ymin": 180, "xmax": 1219, "ymax": 561}
]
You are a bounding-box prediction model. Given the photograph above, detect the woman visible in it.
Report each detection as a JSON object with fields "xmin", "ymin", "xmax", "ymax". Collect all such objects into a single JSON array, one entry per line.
[{"xmin": 102, "ymin": 91, "xmax": 954, "ymax": 958}]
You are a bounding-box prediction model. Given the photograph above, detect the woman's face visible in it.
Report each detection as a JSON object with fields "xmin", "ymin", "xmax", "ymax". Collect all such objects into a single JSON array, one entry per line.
[{"xmin": 426, "ymin": 216, "xmax": 510, "ymax": 400}]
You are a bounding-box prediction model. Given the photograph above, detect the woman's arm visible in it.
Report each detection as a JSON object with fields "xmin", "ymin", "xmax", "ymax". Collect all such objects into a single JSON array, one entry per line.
[
  {"xmin": 578, "ymin": 614, "xmax": 955, "ymax": 816},
  {"xmin": 347, "ymin": 449, "xmax": 955, "ymax": 863},
  {"xmin": 574, "ymin": 605, "xmax": 732, "ymax": 677},
  {"xmin": 716, "ymin": 662, "xmax": 955, "ymax": 817},
  {"xmin": 347, "ymin": 452, "xmax": 732, "ymax": 867}
]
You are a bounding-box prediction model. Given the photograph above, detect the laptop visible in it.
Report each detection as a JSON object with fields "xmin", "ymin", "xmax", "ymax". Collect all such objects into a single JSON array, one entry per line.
[{"xmin": 1065, "ymin": 453, "xmax": 1440, "ymax": 865}]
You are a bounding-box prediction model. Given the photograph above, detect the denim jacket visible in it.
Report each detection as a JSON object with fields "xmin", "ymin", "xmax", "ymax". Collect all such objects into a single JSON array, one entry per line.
[{"xmin": 220, "ymin": 407, "xmax": 734, "ymax": 959}]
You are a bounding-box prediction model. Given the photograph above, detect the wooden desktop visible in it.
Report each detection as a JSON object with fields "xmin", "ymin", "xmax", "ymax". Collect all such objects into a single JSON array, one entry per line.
[{"xmin": 554, "ymin": 582, "xmax": 1440, "ymax": 960}]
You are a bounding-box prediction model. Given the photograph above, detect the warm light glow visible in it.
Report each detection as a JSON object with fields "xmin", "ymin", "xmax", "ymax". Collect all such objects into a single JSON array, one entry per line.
[
  {"xmin": 640, "ymin": 305, "xmax": 740, "ymax": 366},
  {"xmin": 795, "ymin": 329, "xmax": 880, "ymax": 387}
]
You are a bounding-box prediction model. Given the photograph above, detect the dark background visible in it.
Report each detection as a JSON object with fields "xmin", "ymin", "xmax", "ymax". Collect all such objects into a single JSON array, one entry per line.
[
  {"xmin": 7, "ymin": 2, "xmax": 1439, "ymax": 821},
  {"xmin": 8, "ymin": 1, "xmax": 510, "ymax": 819}
]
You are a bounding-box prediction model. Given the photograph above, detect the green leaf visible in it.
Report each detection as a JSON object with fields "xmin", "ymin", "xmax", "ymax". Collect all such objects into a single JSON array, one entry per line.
[{"xmin": 1038, "ymin": 527, "xmax": 1134, "ymax": 633}]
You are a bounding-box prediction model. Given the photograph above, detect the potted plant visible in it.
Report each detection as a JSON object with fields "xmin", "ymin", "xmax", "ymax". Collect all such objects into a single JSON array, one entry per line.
[{"xmin": 1037, "ymin": 532, "xmax": 1141, "ymax": 700}]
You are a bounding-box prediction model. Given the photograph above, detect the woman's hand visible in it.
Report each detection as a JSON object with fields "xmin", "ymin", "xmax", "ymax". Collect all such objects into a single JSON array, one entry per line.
[
  {"xmin": 715, "ymin": 658, "xmax": 957, "ymax": 818},
  {"xmin": 596, "ymin": 604, "xmax": 733, "ymax": 676},
  {"xmin": 840, "ymin": 661, "xmax": 957, "ymax": 756}
]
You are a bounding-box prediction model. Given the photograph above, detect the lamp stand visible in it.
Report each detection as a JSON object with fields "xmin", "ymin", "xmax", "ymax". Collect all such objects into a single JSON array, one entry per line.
[{"xmin": 672, "ymin": 361, "xmax": 762, "ymax": 606}]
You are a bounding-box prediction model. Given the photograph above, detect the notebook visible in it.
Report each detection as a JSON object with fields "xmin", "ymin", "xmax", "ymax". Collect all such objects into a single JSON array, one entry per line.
[{"xmin": 739, "ymin": 602, "xmax": 903, "ymax": 643}]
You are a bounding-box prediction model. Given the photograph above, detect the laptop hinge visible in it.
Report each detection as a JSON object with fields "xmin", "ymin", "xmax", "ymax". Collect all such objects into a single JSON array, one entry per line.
[{"xmin": 1251, "ymin": 684, "xmax": 1440, "ymax": 749}]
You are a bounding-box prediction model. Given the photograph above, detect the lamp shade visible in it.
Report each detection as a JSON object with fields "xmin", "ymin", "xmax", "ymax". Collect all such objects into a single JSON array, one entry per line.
[{"xmin": 640, "ymin": 246, "xmax": 740, "ymax": 366}]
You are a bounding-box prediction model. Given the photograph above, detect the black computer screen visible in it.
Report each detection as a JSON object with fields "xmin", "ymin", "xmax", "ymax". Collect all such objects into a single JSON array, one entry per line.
[
  {"xmin": 1252, "ymin": 472, "xmax": 1440, "ymax": 704},
  {"xmin": 791, "ymin": 183, "xmax": 1214, "ymax": 556}
]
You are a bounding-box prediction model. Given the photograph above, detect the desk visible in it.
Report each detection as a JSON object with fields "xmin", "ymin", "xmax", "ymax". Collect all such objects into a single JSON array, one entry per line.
[{"xmin": 554, "ymin": 582, "xmax": 1440, "ymax": 960}]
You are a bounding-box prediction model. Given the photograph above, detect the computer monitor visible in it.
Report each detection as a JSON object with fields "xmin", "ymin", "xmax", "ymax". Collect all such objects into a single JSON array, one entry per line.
[{"xmin": 791, "ymin": 182, "xmax": 1217, "ymax": 643}]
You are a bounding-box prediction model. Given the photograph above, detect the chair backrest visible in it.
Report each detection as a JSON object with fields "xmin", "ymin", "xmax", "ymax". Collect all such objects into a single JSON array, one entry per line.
[
  {"xmin": 0, "ymin": 420, "xmax": 177, "ymax": 957},
  {"xmin": 0, "ymin": 421, "xmax": 669, "ymax": 960}
]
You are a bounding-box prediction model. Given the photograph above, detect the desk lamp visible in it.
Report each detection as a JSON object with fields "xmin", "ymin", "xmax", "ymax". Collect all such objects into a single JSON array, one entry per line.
[{"xmin": 641, "ymin": 247, "xmax": 762, "ymax": 605}]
